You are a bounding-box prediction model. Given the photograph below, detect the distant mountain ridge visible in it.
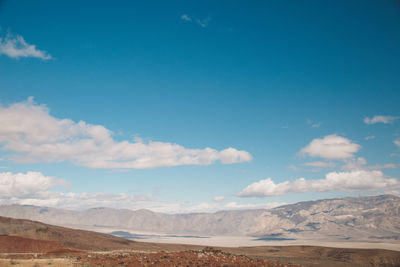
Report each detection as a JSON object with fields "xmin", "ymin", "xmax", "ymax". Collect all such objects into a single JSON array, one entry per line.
[{"xmin": 1, "ymin": 195, "xmax": 399, "ymax": 242}]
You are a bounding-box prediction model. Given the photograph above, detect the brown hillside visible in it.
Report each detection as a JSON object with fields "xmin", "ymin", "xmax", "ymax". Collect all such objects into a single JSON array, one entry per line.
[
  {"xmin": 0, "ymin": 236, "xmax": 80, "ymax": 253},
  {"xmin": 0, "ymin": 216, "xmax": 135, "ymax": 251}
]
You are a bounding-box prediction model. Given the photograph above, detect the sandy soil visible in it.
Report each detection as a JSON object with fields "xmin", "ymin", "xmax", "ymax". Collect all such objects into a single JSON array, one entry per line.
[
  {"xmin": 1, "ymin": 245, "xmax": 399, "ymax": 267},
  {"xmin": 0, "ymin": 249, "xmax": 301, "ymax": 267},
  {"xmin": 77, "ymin": 248, "xmax": 300, "ymax": 267},
  {"xmin": 0, "ymin": 258, "xmax": 73, "ymax": 267}
]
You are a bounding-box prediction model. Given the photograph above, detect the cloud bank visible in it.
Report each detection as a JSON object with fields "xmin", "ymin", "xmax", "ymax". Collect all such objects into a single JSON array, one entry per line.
[
  {"xmin": 0, "ymin": 171, "xmax": 163, "ymax": 210},
  {"xmin": 0, "ymin": 171, "xmax": 284, "ymax": 212},
  {"xmin": 237, "ymin": 170, "xmax": 399, "ymax": 197},
  {"xmin": 0, "ymin": 98, "xmax": 252, "ymax": 169},
  {"xmin": 0, "ymin": 33, "xmax": 52, "ymax": 60}
]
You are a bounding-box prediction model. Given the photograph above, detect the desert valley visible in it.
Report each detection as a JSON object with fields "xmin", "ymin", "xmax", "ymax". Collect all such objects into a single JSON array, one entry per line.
[{"xmin": 0, "ymin": 195, "xmax": 400, "ymax": 266}]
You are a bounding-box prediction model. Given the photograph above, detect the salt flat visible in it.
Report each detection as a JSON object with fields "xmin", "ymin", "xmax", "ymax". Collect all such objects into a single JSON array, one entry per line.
[
  {"xmin": 77, "ymin": 225, "xmax": 400, "ymax": 251},
  {"xmin": 137, "ymin": 235, "xmax": 400, "ymax": 251}
]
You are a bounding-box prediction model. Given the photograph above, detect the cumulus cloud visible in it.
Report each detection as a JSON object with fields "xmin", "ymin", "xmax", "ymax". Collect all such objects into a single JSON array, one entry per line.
[
  {"xmin": 237, "ymin": 170, "xmax": 399, "ymax": 197},
  {"xmin": 0, "ymin": 171, "xmax": 155, "ymax": 210},
  {"xmin": 365, "ymin": 135, "xmax": 375, "ymax": 140},
  {"xmin": 219, "ymin": 147, "xmax": 252, "ymax": 164},
  {"xmin": 0, "ymin": 98, "xmax": 252, "ymax": 169},
  {"xmin": 238, "ymin": 178, "xmax": 291, "ymax": 197},
  {"xmin": 300, "ymin": 134, "xmax": 361, "ymax": 160},
  {"xmin": 0, "ymin": 171, "xmax": 67, "ymax": 198},
  {"xmin": 364, "ymin": 115, "xmax": 398, "ymax": 125},
  {"xmin": 0, "ymin": 33, "xmax": 52, "ymax": 60}
]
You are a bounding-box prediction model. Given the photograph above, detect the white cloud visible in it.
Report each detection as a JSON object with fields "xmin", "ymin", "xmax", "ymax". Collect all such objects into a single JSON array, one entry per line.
[
  {"xmin": 306, "ymin": 119, "xmax": 322, "ymax": 128},
  {"xmin": 365, "ymin": 135, "xmax": 375, "ymax": 140},
  {"xmin": 394, "ymin": 140, "xmax": 400, "ymax": 147},
  {"xmin": 213, "ymin": 196, "xmax": 225, "ymax": 202},
  {"xmin": 180, "ymin": 14, "xmax": 211, "ymax": 28},
  {"xmin": 237, "ymin": 170, "xmax": 399, "ymax": 197},
  {"xmin": 4, "ymin": 193, "xmax": 284, "ymax": 213},
  {"xmin": 162, "ymin": 201, "xmax": 284, "ymax": 213},
  {"xmin": 0, "ymin": 98, "xmax": 252, "ymax": 169},
  {"xmin": 0, "ymin": 171, "xmax": 286, "ymax": 213},
  {"xmin": 0, "ymin": 171, "xmax": 67, "ymax": 198},
  {"xmin": 238, "ymin": 178, "xmax": 291, "ymax": 197},
  {"xmin": 311, "ymin": 123, "xmax": 321, "ymax": 128},
  {"xmin": 1, "ymin": 191, "xmax": 154, "ymax": 211},
  {"xmin": 219, "ymin": 147, "xmax": 252, "ymax": 164},
  {"xmin": 0, "ymin": 33, "xmax": 52, "ymax": 60},
  {"xmin": 303, "ymin": 161, "xmax": 335, "ymax": 168},
  {"xmin": 300, "ymin": 134, "xmax": 361, "ymax": 160},
  {"xmin": 0, "ymin": 171, "xmax": 155, "ymax": 210},
  {"xmin": 364, "ymin": 115, "xmax": 398, "ymax": 125},
  {"xmin": 180, "ymin": 14, "xmax": 192, "ymax": 21}
]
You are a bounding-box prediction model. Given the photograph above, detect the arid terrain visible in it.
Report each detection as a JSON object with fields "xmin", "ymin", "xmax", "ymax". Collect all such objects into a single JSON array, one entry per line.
[
  {"xmin": 2, "ymin": 195, "xmax": 399, "ymax": 245},
  {"xmin": 0, "ymin": 216, "xmax": 400, "ymax": 266}
]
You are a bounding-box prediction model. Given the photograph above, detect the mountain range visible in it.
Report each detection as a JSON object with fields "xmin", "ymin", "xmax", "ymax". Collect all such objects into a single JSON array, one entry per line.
[{"xmin": 1, "ymin": 194, "xmax": 399, "ymax": 243}]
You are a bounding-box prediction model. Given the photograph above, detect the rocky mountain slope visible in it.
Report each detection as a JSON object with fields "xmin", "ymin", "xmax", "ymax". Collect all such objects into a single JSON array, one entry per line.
[{"xmin": 1, "ymin": 195, "xmax": 399, "ymax": 242}]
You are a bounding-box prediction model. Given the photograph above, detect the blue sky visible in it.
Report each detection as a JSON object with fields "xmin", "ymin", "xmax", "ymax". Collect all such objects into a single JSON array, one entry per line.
[{"xmin": 0, "ymin": 0, "xmax": 399, "ymax": 212}]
